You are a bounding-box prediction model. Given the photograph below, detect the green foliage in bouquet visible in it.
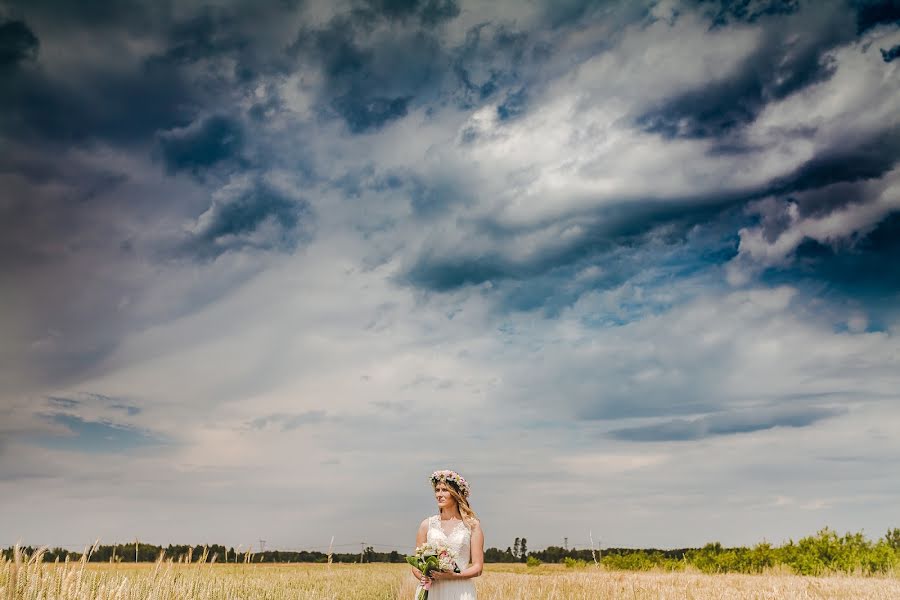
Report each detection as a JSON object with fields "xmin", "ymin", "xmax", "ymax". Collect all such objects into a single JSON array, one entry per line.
[{"xmin": 405, "ymin": 553, "xmax": 441, "ymax": 577}]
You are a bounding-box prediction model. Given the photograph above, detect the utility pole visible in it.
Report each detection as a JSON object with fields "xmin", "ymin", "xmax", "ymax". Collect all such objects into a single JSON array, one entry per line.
[{"xmin": 359, "ymin": 541, "xmax": 366, "ymax": 563}]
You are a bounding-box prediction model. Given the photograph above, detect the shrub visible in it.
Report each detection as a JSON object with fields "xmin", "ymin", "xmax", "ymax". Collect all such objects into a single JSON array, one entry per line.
[
  {"xmin": 603, "ymin": 552, "xmax": 656, "ymax": 571},
  {"xmin": 563, "ymin": 557, "xmax": 589, "ymax": 568}
]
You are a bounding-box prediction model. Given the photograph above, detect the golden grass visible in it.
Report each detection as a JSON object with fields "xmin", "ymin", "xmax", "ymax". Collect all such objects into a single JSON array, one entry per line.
[
  {"xmin": 3, "ymin": 550, "xmax": 899, "ymax": 600},
  {"xmin": 466, "ymin": 564, "xmax": 900, "ymax": 599}
]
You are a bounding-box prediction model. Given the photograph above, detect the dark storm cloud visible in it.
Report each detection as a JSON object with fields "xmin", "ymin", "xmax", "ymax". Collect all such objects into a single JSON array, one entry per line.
[
  {"xmin": 855, "ymin": 0, "xmax": 900, "ymax": 34},
  {"xmin": 500, "ymin": 223, "xmax": 738, "ymax": 318},
  {"xmin": 391, "ymin": 0, "xmax": 900, "ymax": 312},
  {"xmin": 0, "ymin": 19, "xmax": 38, "ymax": 66},
  {"xmin": 0, "ymin": 6, "xmax": 222, "ymax": 146},
  {"xmin": 356, "ymin": 0, "xmax": 460, "ymax": 26},
  {"xmin": 0, "ymin": 43, "xmax": 196, "ymax": 144},
  {"xmin": 1, "ymin": 0, "xmax": 158, "ymax": 30},
  {"xmin": 541, "ymin": 0, "xmax": 609, "ymax": 28},
  {"xmin": 149, "ymin": 3, "xmax": 303, "ymax": 85},
  {"xmin": 698, "ymin": 0, "xmax": 800, "ymax": 26},
  {"xmin": 333, "ymin": 94, "xmax": 413, "ymax": 134},
  {"xmin": 157, "ymin": 115, "xmax": 245, "ymax": 175},
  {"xmin": 763, "ymin": 211, "xmax": 900, "ymax": 300},
  {"xmin": 291, "ymin": 6, "xmax": 543, "ymax": 133},
  {"xmin": 453, "ymin": 23, "xmax": 529, "ymax": 105},
  {"xmin": 881, "ymin": 43, "xmax": 900, "ymax": 61},
  {"xmin": 2, "ymin": 0, "xmax": 898, "ymax": 392},
  {"xmin": 767, "ymin": 127, "xmax": 900, "ymax": 197},
  {"xmin": 291, "ymin": 15, "xmax": 445, "ymax": 132},
  {"xmin": 539, "ymin": 0, "xmax": 653, "ymax": 29},
  {"xmin": 158, "ymin": 7, "xmax": 255, "ymax": 66},
  {"xmin": 178, "ymin": 180, "xmax": 311, "ymax": 260},
  {"xmin": 403, "ymin": 121, "xmax": 900, "ymax": 306},
  {"xmin": 406, "ymin": 255, "xmax": 507, "ymax": 291},
  {"xmin": 637, "ymin": 7, "xmax": 854, "ymax": 140},
  {"xmin": 402, "ymin": 200, "xmax": 743, "ymax": 321},
  {"xmin": 0, "ymin": 1, "xmax": 308, "ymax": 146},
  {"xmin": 403, "ymin": 196, "xmax": 736, "ymax": 294},
  {"xmin": 0, "ymin": 0, "xmax": 316, "ymax": 390},
  {"xmin": 608, "ymin": 405, "xmax": 845, "ymax": 442}
]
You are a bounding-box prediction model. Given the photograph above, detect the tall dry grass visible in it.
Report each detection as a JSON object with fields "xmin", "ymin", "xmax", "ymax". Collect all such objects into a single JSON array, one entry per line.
[
  {"xmin": 0, "ymin": 545, "xmax": 402, "ymax": 600},
  {"xmin": 455, "ymin": 564, "xmax": 900, "ymax": 599},
  {"xmin": 4, "ymin": 546, "xmax": 900, "ymax": 600}
]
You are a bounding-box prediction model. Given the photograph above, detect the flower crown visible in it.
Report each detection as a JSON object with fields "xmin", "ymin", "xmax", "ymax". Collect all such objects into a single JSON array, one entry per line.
[{"xmin": 430, "ymin": 469, "xmax": 470, "ymax": 497}]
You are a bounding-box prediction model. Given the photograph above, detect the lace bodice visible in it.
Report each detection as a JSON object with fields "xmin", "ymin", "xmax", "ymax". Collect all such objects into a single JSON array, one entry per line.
[{"xmin": 426, "ymin": 515, "xmax": 471, "ymax": 569}]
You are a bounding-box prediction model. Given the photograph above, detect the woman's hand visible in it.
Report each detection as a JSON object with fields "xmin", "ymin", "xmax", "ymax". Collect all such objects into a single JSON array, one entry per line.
[{"xmin": 429, "ymin": 570, "xmax": 456, "ymax": 580}]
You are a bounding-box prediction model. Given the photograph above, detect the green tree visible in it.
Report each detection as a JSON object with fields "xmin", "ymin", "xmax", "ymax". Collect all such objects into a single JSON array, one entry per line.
[{"xmin": 885, "ymin": 528, "xmax": 900, "ymax": 551}]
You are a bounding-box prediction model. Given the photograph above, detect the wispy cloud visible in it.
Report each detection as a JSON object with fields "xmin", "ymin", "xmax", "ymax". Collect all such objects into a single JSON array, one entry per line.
[
  {"xmin": 608, "ymin": 406, "xmax": 846, "ymax": 442},
  {"xmin": 247, "ymin": 411, "xmax": 328, "ymax": 431}
]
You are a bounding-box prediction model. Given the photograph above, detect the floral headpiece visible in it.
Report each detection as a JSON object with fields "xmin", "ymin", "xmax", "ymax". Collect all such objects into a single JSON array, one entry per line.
[{"xmin": 430, "ymin": 469, "xmax": 470, "ymax": 497}]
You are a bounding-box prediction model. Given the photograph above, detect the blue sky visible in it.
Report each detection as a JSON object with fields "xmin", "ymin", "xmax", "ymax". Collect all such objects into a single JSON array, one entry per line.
[{"xmin": 1, "ymin": 0, "xmax": 900, "ymax": 553}]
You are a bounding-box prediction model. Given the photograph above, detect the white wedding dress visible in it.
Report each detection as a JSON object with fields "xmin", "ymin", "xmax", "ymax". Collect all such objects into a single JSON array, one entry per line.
[{"xmin": 414, "ymin": 515, "xmax": 476, "ymax": 600}]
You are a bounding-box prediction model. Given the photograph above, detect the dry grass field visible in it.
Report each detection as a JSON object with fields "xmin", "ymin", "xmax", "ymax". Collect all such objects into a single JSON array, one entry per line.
[{"xmin": 3, "ymin": 553, "xmax": 900, "ymax": 600}]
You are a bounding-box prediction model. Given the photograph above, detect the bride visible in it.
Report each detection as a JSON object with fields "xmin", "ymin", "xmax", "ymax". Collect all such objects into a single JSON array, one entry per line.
[{"xmin": 411, "ymin": 469, "xmax": 484, "ymax": 599}]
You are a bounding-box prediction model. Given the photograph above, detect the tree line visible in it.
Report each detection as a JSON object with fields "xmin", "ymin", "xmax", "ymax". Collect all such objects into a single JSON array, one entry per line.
[
  {"xmin": 5, "ymin": 528, "xmax": 899, "ymax": 575},
  {"xmin": 0, "ymin": 543, "xmax": 405, "ymax": 565},
  {"xmin": 528, "ymin": 528, "xmax": 900, "ymax": 576}
]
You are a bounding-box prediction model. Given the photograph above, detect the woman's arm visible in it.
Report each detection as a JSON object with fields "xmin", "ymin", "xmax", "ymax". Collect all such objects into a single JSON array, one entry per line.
[
  {"xmin": 431, "ymin": 521, "xmax": 484, "ymax": 581},
  {"xmin": 410, "ymin": 519, "xmax": 429, "ymax": 581}
]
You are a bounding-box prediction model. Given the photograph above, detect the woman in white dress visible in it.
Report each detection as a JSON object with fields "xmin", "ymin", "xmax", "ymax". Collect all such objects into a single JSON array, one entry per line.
[{"xmin": 411, "ymin": 469, "xmax": 484, "ymax": 600}]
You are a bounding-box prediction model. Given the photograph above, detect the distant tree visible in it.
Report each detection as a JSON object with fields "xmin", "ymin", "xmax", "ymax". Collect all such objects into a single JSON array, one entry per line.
[
  {"xmin": 484, "ymin": 547, "xmax": 517, "ymax": 563},
  {"xmin": 520, "ymin": 538, "xmax": 527, "ymax": 562},
  {"xmin": 513, "ymin": 538, "xmax": 520, "ymax": 560},
  {"xmin": 886, "ymin": 528, "xmax": 900, "ymax": 550}
]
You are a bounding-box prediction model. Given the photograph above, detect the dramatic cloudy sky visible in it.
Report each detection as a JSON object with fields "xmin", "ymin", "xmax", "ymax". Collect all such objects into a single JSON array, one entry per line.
[{"xmin": 2, "ymin": 0, "xmax": 900, "ymax": 553}]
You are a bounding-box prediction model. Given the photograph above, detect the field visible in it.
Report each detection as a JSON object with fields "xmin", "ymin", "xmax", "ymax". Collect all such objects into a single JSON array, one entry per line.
[{"xmin": 4, "ymin": 555, "xmax": 900, "ymax": 600}]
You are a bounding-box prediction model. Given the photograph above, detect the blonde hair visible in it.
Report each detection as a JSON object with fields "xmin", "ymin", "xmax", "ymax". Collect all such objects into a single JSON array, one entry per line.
[{"xmin": 436, "ymin": 482, "xmax": 479, "ymax": 529}]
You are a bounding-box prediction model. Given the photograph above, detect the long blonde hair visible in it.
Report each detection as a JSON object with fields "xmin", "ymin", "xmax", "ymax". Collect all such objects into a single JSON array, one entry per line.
[{"xmin": 438, "ymin": 483, "xmax": 479, "ymax": 529}]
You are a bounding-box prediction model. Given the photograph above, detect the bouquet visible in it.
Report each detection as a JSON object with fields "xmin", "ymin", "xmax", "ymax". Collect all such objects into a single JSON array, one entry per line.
[{"xmin": 405, "ymin": 542, "xmax": 460, "ymax": 600}]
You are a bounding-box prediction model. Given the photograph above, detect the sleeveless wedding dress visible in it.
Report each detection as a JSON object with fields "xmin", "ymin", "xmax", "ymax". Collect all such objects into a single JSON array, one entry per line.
[{"xmin": 414, "ymin": 515, "xmax": 476, "ymax": 600}]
